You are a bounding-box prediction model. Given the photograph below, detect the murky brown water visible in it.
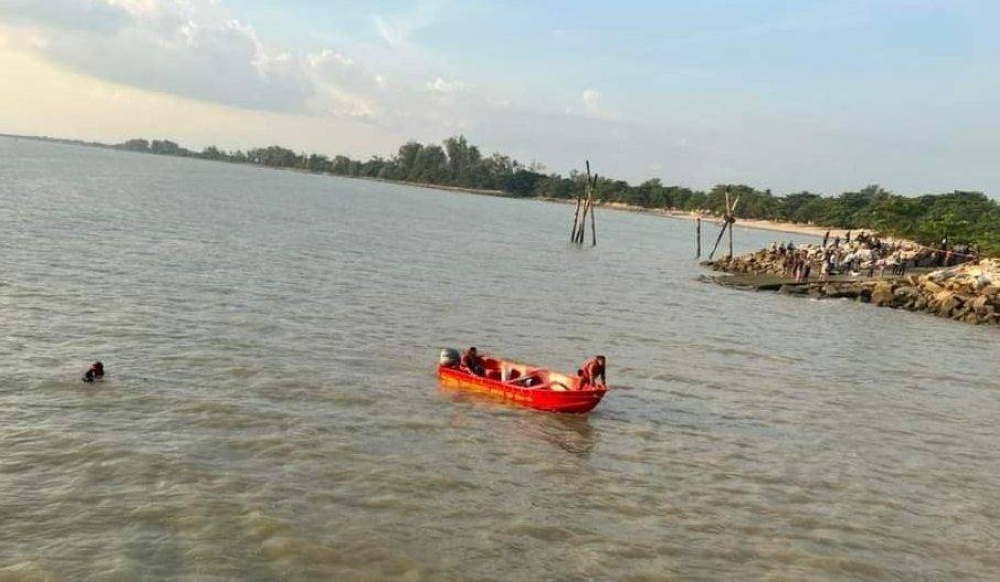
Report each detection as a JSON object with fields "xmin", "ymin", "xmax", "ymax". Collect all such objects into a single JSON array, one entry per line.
[{"xmin": 2, "ymin": 136, "xmax": 999, "ymax": 581}]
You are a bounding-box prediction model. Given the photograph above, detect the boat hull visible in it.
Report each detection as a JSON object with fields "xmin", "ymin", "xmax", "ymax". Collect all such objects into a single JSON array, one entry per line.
[{"xmin": 437, "ymin": 361, "xmax": 607, "ymax": 414}]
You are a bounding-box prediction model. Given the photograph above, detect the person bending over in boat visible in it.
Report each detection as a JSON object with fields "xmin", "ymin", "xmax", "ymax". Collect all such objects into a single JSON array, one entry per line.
[
  {"xmin": 461, "ymin": 347, "xmax": 486, "ymax": 377},
  {"xmin": 578, "ymin": 355, "xmax": 606, "ymax": 389},
  {"xmin": 82, "ymin": 361, "xmax": 104, "ymax": 383}
]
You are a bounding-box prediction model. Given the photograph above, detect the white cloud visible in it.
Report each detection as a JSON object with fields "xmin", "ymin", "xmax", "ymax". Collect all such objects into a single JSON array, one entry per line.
[
  {"xmin": 373, "ymin": 15, "xmax": 406, "ymax": 48},
  {"xmin": 426, "ymin": 77, "xmax": 466, "ymax": 94},
  {"xmin": 0, "ymin": 0, "xmax": 490, "ymax": 128},
  {"xmin": 565, "ymin": 88, "xmax": 616, "ymax": 120},
  {"xmin": 371, "ymin": 0, "xmax": 443, "ymax": 49},
  {"xmin": 0, "ymin": 1, "xmax": 322, "ymax": 114},
  {"xmin": 0, "ymin": 0, "xmax": 626, "ymax": 162},
  {"xmin": 582, "ymin": 89, "xmax": 602, "ymax": 115},
  {"xmin": 308, "ymin": 49, "xmax": 354, "ymax": 69}
]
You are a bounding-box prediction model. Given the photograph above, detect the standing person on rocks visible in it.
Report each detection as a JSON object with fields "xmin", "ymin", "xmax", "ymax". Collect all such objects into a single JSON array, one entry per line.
[{"xmin": 822, "ymin": 230, "xmax": 830, "ymax": 248}]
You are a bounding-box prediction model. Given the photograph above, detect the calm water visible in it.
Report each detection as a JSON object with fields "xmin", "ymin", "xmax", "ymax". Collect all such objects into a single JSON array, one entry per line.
[{"xmin": 2, "ymin": 137, "xmax": 999, "ymax": 581}]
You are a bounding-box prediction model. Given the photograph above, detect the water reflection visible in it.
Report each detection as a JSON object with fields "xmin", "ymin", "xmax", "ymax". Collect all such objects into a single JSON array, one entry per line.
[
  {"xmin": 439, "ymin": 383, "xmax": 598, "ymax": 455},
  {"xmin": 530, "ymin": 414, "xmax": 597, "ymax": 456}
]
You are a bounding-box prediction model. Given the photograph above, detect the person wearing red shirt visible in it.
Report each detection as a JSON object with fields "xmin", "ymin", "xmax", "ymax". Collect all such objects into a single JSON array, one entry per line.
[{"xmin": 578, "ymin": 355, "xmax": 606, "ymax": 389}]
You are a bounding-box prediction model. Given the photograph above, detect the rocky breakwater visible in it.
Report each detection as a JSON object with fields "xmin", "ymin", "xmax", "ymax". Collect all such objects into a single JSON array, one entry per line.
[{"xmin": 705, "ymin": 247, "xmax": 999, "ymax": 327}]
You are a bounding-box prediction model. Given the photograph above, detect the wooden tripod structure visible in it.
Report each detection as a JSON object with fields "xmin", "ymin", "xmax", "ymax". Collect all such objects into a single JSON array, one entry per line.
[
  {"xmin": 571, "ymin": 161, "xmax": 598, "ymax": 246},
  {"xmin": 708, "ymin": 190, "xmax": 741, "ymax": 260}
]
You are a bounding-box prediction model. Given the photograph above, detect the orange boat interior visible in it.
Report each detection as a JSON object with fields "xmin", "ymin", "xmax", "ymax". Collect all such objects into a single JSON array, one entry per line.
[{"xmin": 478, "ymin": 357, "xmax": 584, "ymax": 391}]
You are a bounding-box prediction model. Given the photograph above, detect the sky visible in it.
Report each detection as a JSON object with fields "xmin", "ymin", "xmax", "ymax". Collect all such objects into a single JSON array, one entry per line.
[{"xmin": 1, "ymin": 0, "xmax": 998, "ymax": 196}]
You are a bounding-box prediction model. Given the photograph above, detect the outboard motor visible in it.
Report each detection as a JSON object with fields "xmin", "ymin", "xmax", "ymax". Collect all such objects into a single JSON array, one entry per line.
[{"xmin": 439, "ymin": 348, "xmax": 460, "ymax": 368}]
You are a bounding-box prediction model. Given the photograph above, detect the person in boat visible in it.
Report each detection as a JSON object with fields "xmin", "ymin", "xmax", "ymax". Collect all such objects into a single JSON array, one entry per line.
[
  {"xmin": 578, "ymin": 355, "xmax": 606, "ymax": 389},
  {"xmin": 82, "ymin": 361, "xmax": 104, "ymax": 383},
  {"xmin": 461, "ymin": 347, "xmax": 486, "ymax": 377}
]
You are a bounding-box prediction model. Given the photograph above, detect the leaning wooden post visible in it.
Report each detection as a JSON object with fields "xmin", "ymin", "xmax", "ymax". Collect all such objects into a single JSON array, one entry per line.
[
  {"xmin": 575, "ymin": 165, "xmax": 593, "ymax": 245},
  {"xmin": 725, "ymin": 194, "xmax": 741, "ymax": 260},
  {"xmin": 696, "ymin": 217, "xmax": 702, "ymax": 258},
  {"xmin": 571, "ymin": 161, "xmax": 590, "ymax": 242},
  {"xmin": 569, "ymin": 194, "xmax": 583, "ymax": 242},
  {"xmin": 577, "ymin": 197, "xmax": 589, "ymax": 244}
]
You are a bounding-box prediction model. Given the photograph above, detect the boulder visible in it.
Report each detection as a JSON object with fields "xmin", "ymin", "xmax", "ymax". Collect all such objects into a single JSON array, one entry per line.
[
  {"xmin": 934, "ymin": 291, "xmax": 959, "ymax": 317},
  {"xmin": 922, "ymin": 281, "xmax": 944, "ymax": 295},
  {"xmin": 871, "ymin": 282, "xmax": 896, "ymax": 307}
]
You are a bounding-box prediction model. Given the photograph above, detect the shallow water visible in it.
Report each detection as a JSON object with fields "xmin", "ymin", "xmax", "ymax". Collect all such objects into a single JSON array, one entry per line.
[{"xmin": 1, "ymin": 136, "xmax": 999, "ymax": 581}]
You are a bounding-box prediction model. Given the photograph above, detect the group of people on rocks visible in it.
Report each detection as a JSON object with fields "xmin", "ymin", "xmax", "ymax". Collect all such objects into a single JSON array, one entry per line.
[{"xmin": 768, "ymin": 230, "xmax": 921, "ymax": 281}]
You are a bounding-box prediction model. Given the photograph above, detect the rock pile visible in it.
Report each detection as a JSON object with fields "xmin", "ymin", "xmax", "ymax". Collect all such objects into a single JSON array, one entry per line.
[
  {"xmin": 706, "ymin": 246, "xmax": 999, "ymax": 327},
  {"xmin": 706, "ymin": 236, "xmax": 949, "ymax": 278}
]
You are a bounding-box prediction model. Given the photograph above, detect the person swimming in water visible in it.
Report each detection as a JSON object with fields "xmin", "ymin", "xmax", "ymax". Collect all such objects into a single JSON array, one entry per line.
[{"xmin": 82, "ymin": 361, "xmax": 104, "ymax": 383}]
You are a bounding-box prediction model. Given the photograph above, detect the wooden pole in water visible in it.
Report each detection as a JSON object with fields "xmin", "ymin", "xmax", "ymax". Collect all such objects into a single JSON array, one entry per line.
[
  {"xmin": 571, "ymin": 161, "xmax": 589, "ymax": 242},
  {"xmin": 726, "ymin": 194, "xmax": 741, "ymax": 260},
  {"xmin": 696, "ymin": 217, "xmax": 701, "ymax": 258},
  {"xmin": 588, "ymin": 173, "xmax": 598, "ymax": 246},
  {"xmin": 725, "ymin": 191, "xmax": 733, "ymax": 259},
  {"xmin": 727, "ymin": 219, "xmax": 734, "ymax": 259},
  {"xmin": 575, "ymin": 164, "xmax": 593, "ymax": 245},
  {"xmin": 571, "ymin": 196, "xmax": 582, "ymax": 241},
  {"xmin": 708, "ymin": 221, "xmax": 727, "ymax": 260},
  {"xmin": 590, "ymin": 185, "xmax": 597, "ymax": 246}
]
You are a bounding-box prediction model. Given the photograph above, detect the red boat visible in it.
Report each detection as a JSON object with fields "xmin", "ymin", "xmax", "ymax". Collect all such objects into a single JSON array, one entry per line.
[{"xmin": 436, "ymin": 349, "xmax": 608, "ymax": 414}]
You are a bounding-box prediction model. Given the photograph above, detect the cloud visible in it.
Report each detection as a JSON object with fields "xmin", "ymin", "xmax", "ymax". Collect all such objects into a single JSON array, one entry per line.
[
  {"xmin": 0, "ymin": 0, "xmax": 319, "ymax": 113},
  {"xmin": 582, "ymin": 89, "xmax": 602, "ymax": 115},
  {"xmin": 0, "ymin": 0, "xmax": 614, "ymax": 152},
  {"xmin": 0, "ymin": 0, "xmax": 133, "ymax": 34},
  {"xmin": 373, "ymin": 15, "xmax": 406, "ymax": 48},
  {"xmin": 371, "ymin": 0, "xmax": 443, "ymax": 49},
  {"xmin": 0, "ymin": 0, "xmax": 483, "ymax": 127},
  {"xmin": 565, "ymin": 88, "xmax": 617, "ymax": 120},
  {"xmin": 426, "ymin": 77, "xmax": 466, "ymax": 94}
]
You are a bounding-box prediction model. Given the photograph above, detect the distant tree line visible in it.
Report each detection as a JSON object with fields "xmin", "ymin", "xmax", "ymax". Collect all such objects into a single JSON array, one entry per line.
[{"xmin": 113, "ymin": 135, "xmax": 1000, "ymax": 255}]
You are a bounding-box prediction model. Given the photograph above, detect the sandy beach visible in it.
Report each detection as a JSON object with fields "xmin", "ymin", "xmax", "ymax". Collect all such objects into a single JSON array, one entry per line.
[{"xmin": 536, "ymin": 197, "xmax": 848, "ymax": 240}]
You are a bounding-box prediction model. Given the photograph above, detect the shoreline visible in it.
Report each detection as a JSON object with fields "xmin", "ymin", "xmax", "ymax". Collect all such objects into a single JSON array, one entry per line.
[
  {"xmin": 0, "ymin": 133, "xmax": 878, "ymax": 242},
  {"xmin": 345, "ymin": 173, "xmax": 842, "ymax": 240},
  {"xmin": 530, "ymin": 198, "xmax": 845, "ymax": 240}
]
